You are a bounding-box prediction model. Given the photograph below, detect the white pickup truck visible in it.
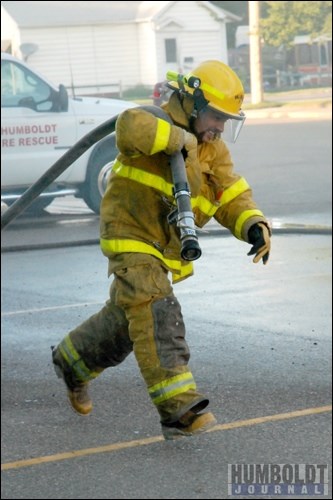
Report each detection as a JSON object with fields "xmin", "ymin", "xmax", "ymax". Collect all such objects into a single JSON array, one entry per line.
[{"xmin": 1, "ymin": 52, "xmax": 136, "ymax": 214}]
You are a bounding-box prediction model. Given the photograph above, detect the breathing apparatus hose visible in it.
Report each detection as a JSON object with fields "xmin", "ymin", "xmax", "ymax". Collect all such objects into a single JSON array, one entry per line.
[{"xmin": 1, "ymin": 105, "xmax": 201, "ymax": 261}]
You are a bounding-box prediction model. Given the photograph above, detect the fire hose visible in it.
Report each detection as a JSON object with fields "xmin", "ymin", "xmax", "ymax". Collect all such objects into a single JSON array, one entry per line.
[
  {"xmin": 1, "ymin": 105, "xmax": 201, "ymax": 261},
  {"xmin": 140, "ymin": 106, "xmax": 201, "ymax": 261}
]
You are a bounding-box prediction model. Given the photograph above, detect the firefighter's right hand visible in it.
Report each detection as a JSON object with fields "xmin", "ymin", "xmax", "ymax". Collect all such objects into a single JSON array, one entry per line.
[
  {"xmin": 166, "ymin": 126, "xmax": 200, "ymax": 196},
  {"xmin": 165, "ymin": 126, "xmax": 197, "ymax": 156},
  {"xmin": 181, "ymin": 130, "xmax": 198, "ymax": 164},
  {"xmin": 181, "ymin": 130, "xmax": 197, "ymax": 154},
  {"xmin": 181, "ymin": 131, "xmax": 201, "ymax": 197}
]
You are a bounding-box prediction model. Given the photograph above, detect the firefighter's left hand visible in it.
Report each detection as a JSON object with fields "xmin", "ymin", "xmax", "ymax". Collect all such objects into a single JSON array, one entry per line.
[{"xmin": 247, "ymin": 222, "xmax": 271, "ymax": 265}]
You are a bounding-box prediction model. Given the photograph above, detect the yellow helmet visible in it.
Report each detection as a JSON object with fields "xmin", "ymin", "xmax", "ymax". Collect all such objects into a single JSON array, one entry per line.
[{"xmin": 166, "ymin": 60, "xmax": 244, "ymax": 120}]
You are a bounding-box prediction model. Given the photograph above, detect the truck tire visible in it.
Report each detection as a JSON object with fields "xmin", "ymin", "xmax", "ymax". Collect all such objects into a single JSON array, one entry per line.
[{"xmin": 82, "ymin": 137, "xmax": 117, "ymax": 214}]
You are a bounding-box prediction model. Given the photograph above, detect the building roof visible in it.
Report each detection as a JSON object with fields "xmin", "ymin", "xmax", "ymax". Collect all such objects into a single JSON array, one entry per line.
[{"xmin": 2, "ymin": 0, "xmax": 240, "ymax": 28}]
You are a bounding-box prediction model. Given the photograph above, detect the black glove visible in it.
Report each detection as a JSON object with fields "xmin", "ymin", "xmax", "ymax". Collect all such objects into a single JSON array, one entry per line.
[{"xmin": 247, "ymin": 222, "xmax": 271, "ymax": 265}]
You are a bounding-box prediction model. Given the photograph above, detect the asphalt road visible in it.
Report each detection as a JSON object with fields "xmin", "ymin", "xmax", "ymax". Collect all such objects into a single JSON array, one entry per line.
[
  {"xmin": 1, "ymin": 233, "xmax": 332, "ymax": 499},
  {"xmin": 1, "ymin": 117, "xmax": 332, "ymax": 499}
]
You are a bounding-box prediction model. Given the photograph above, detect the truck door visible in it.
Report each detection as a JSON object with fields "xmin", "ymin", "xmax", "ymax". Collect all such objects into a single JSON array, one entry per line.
[{"xmin": 1, "ymin": 58, "xmax": 77, "ymax": 187}]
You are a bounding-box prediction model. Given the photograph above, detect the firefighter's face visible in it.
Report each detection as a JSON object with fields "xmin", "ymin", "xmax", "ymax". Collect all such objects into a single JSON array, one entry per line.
[{"xmin": 192, "ymin": 107, "xmax": 228, "ymax": 143}]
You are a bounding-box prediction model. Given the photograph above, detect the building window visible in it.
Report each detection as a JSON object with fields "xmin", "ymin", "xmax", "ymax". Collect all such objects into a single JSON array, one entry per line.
[
  {"xmin": 298, "ymin": 45, "xmax": 310, "ymax": 64},
  {"xmin": 165, "ymin": 39, "xmax": 177, "ymax": 63}
]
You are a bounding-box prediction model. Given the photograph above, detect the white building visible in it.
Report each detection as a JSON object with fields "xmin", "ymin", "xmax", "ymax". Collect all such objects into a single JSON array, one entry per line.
[
  {"xmin": 1, "ymin": 5, "xmax": 21, "ymax": 56},
  {"xmin": 2, "ymin": 1, "xmax": 240, "ymax": 96}
]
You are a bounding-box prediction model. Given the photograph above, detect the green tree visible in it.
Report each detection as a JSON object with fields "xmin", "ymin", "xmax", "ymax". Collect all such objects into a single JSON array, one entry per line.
[{"xmin": 260, "ymin": 1, "xmax": 332, "ymax": 47}]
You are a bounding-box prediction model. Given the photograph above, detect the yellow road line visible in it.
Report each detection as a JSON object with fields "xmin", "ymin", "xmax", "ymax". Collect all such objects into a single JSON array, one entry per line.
[
  {"xmin": 206, "ymin": 405, "xmax": 332, "ymax": 433},
  {"xmin": 2, "ymin": 405, "xmax": 331, "ymax": 471}
]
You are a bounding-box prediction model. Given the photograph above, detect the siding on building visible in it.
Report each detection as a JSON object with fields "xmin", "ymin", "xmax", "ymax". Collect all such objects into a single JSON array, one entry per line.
[
  {"xmin": 20, "ymin": 24, "xmax": 141, "ymax": 95},
  {"xmin": 2, "ymin": 1, "xmax": 239, "ymax": 96}
]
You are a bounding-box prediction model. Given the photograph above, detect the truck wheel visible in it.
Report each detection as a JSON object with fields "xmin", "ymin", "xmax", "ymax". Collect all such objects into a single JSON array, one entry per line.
[
  {"xmin": 97, "ymin": 161, "xmax": 114, "ymax": 196},
  {"xmin": 83, "ymin": 143, "xmax": 117, "ymax": 214}
]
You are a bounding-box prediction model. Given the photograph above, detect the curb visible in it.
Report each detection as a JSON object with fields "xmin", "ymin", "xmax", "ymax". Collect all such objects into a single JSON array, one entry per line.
[
  {"xmin": 1, "ymin": 224, "xmax": 331, "ymax": 253},
  {"xmin": 245, "ymin": 106, "xmax": 331, "ymax": 120},
  {"xmin": 197, "ymin": 221, "xmax": 332, "ymax": 236}
]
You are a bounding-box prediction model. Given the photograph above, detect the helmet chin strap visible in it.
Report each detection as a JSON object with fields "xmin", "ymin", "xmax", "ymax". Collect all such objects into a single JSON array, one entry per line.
[
  {"xmin": 178, "ymin": 88, "xmax": 209, "ymax": 119},
  {"xmin": 191, "ymin": 88, "xmax": 209, "ymax": 117}
]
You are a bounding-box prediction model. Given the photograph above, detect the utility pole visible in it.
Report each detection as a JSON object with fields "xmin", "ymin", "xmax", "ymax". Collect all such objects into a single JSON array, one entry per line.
[{"xmin": 249, "ymin": 1, "xmax": 263, "ymax": 104}]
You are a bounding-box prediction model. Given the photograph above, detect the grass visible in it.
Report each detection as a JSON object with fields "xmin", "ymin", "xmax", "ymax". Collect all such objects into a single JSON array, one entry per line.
[
  {"xmin": 264, "ymin": 86, "xmax": 332, "ymax": 97},
  {"xmin": 243, "ymin": 98, "xmax": 332, "ymax": 110},
  {"xmin": 243, "ymin": 86, "xmax": 332, "ymax": 110}
]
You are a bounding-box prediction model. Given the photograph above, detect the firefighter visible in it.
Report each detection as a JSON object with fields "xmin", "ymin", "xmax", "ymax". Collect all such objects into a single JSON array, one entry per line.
[{"xmin": 52, "ymin": 60, "xmax": 271, "ymax": 440}]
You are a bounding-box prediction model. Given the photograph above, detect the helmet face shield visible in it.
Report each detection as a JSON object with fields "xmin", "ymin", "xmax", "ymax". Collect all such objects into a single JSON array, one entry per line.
[
  {"xmin": 222, "ymin": 111, "xmax": 246, "ymax": 143},
  {"xmin": 196, "ymin": 106, "xmax": 246, "ymax": 144}
]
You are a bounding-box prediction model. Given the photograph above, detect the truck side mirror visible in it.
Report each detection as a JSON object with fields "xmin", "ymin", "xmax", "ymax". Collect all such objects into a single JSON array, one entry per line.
[{"xmin": 58, "ymin": 84, "xmax": 68, "ymax": 111}]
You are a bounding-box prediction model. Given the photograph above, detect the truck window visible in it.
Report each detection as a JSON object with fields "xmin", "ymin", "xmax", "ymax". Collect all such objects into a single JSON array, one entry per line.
[{"xmin": 1, "ymin": 60, "xmax": 54, "ymax": 111}]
